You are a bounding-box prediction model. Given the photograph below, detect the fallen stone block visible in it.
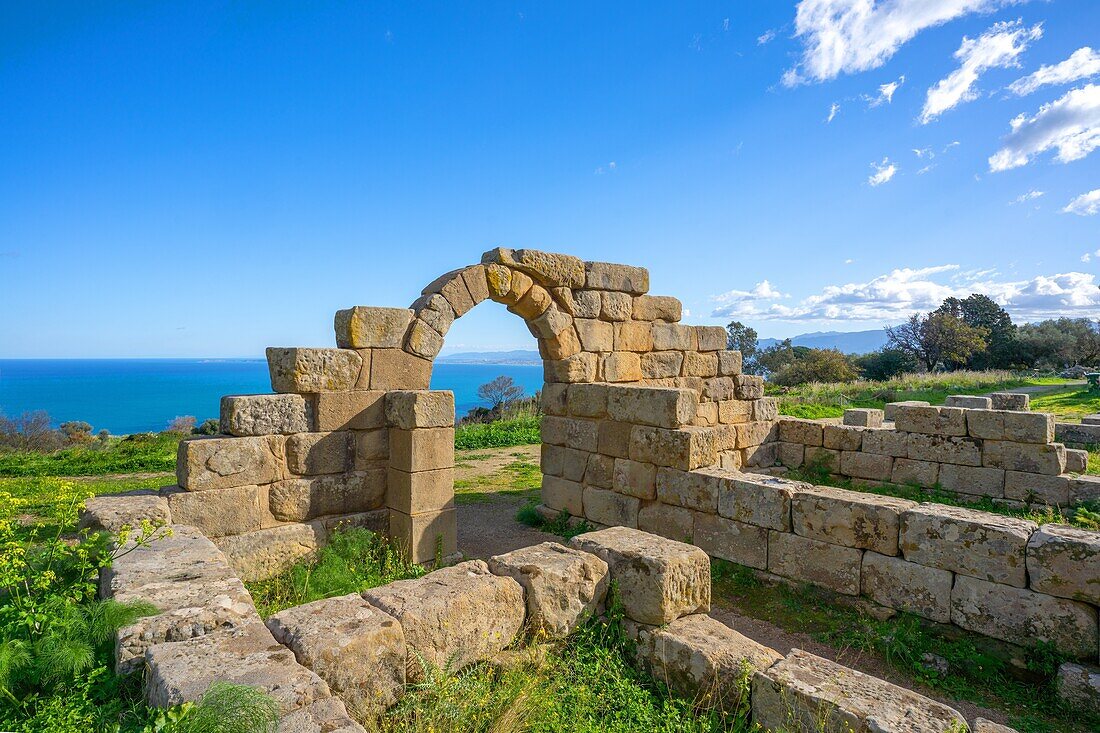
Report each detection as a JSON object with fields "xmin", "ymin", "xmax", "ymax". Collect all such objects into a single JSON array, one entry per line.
[
  {"xmin": 362, "ymin": 560, "xmax": 525, "ymax": 678},
  {"xmin": 990, "ymin": 392, "xmax": 1030, "ymax": 411},
  {"xmin": 79, "ymin": 492, "xmax": 171, "ymax": 533},
  {"xmin": 267, "ymin": 594, "xmax": 406, "ymax": 713},
  {"xmin": 1057, "ymin": 662, "xmax": 1100, "ymax": 715},
  {"xmin": 488, "ymin": 542, "xmax": 609, "ymax": 638},
  {"xmin": 100, "ymin": 525, "xmax": 236, "ymax": 598},
  {"xmin": 973, "ymin": 718, "xmax": 1021, "ymax": 733},
  {"xmin": 267, "ymin": 347, "xmax": 363, "ymax": 393},
  {"xmin": 768, "ymin": 531, "xmax": 862, "ymax": 596},
  {"xmin": 214, "ymin": 523, "xmax": 325, "ymax": 582},
  {"xmin": 861, "ymin": 551, "xmax": 952, "ymax": 623},
  {"xmin": 752, "ymin": 649, "xmax": 967, "ymax": 732},
  {"xmin": 570, "ymin": 526, "xmax": 709, "ymax": 625},
  {"xmin": 278, "ymin": 698, "xmax": 365, "ymax": 733},
  {"xmin": 221, "ymin": 394, "xmax": 313, "ymax": 436},
  {"xmin": 1026, "ymin": 524, "xmax": 1100, "ymax": 605},
  {"xmin": 791, "ymin": 486, "xmax": 914, "ymax": 555}
]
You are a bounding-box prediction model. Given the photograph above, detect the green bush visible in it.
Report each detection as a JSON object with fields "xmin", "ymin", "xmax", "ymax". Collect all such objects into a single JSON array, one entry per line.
[
  {"xmin": 454, "ymin": 415, "xmax": 541, "ymax": 450},
  {"xmin": 0, "ymin": 432, "xmax": 182, "ymax": 477}
]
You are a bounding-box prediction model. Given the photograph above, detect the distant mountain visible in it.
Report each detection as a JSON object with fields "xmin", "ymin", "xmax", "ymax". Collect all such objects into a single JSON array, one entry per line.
[
  {"xmin": 436, "ymin": 349, "xmax": 541, "ymax": 365},
  {"xmin": 757, "ymin": 329, "xmax": 888, "ymax": 355}
]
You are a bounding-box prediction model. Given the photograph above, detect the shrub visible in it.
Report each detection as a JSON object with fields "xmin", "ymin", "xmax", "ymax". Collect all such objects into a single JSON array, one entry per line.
[
  {"xmin": 455, "ymin": 416, "xmax": 541, "ymax": 450},
  {"xmin": 771, "ymin": 349, "xmax": 859, "ymax": 386}
]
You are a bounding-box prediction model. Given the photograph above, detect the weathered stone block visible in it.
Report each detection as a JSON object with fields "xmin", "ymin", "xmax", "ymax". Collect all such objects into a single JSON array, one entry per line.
[
  {"xmin": 278, "ymin": 698, "xmax": 366, "ymax": 733},
  {"xmin": 177, "ymin": 435, "xmax": 283, "ymax": 491},
  {"xmin": 655, "ymin": 467, "xmax": 720, "ymax": 512},
  {"xmin": 352, "ymin": 428, "xmax": 388, "ymax": 465},
  {"xmin": 733, "ymin": 374, "xmax": 764, "ymax": 400},
  {"xmin": 584, "ymin": 453, "xmax": 615, "ymax": 488},
  {"xmin": 694, "ymin": 401, "xmax": 719, "ymax": 426},
  {"xmin": 269, "ymin": 471, "xmax": 386, "ymax": 522},
  {"xmin": 1066, "ymin": 447, "xmax": 1089, "ymax": 473},
  {"xmin": 585, "ymin": 261, "xmax": 649, "ymax": 293},
  {"xmin": 900, "ymin": 504, "xmax": 1036, "ymax": 587},
  {"xmin": 540, "ymin": 383, "xmax": 568, "ymax": 416},
  {"xmin": 544, "ymin": 352, "xmax": 598, "ymax": 383},
  {"xmin": 570, "ymin": 527, "xmax": 710, "ymax": 625},
  {"xmin": 386, "ymin": 467, "xmax": 454, "ymax": 515},
  {"xmin": 938, "ymin": 464, "xmax": 1005, "ymax": 498},
  {"xmin": 405, "ymin": 319, "xmax": 445, "ymax": 358},
  {"xmin": 80, "ymin": 493, "xmax": 171, "ymax": 533},
  {"xmin": 165, "ymin": 484, "xmax": 274, "ymax": 538},
  {"xmin": 460, "ymin": 264, "xmax": 490, "ymax": 304},
  {"xmin": 221, "ymin": 394, "xmax": 313, "ymax": 436},
  {"xmin": 861, "ymin": 551, "xmax": 952, "ymax": 623},
  {"xmin": 695, "ymin": 326, "xmax": 727, "ymax": 352},
  {"xmin": 267, "ymin": 594, "xmax": 405, "ymax": 712},
  {"xmin": 423, "ymin": 269, "xmax": 476, "ymax": 316},
  {"xmin": 613, "ymin": 458, "xmax": 657, "ymax": 499},
  {"xmin": 559, "ymin": 448, "xmax": 590, "ymax": 483},
  {"xmin": 268, "ymin": 348, "xmax": 364, "ymax": 393},
  {"xmin": 890, "ymin": 458, "xmax": 939, "ymax": 487},
  {"xmin": 100, "ymin": 526, "xmax": 234, "ymax": 598},
  {"xmin": 778, "ymin": 418, "xmax": 823, "ymax": 446},
  {"xmin": 574, "ymin": 317, "xmax": 614, "ymax": 352},
  {"xmin": 990, "ymin": 392, "xmax": 1030, "ymax": 411},
  {"xmin": 312, "ymin": 391, "xmax": 385, "ymax": 432},
  {"xmin": 651, "ymin": 323, "xmax": 695, "ymax": 351},
  {"xmin": 907, "ymin": 432, "xmax": 981, "ymax": 466},
  {"xmin": 600, "ymin": 291, "xmax": 633, "ymax": 321},
  {"xmin": 894, "ymin": 405, "xmax": 967, "ymax": 436},
  {"xmin": 541, "ymin": 416, "xmax": 599, "ymax": 451},
  {"xmin": 334, "ymin": 307, "xmax": 413, "ymax": 349},
  {"xmin": 744, "ymin": 442, "xmax": 778, "ymax": 468},
  {"xmin": 776, "ymin": 441, "xmax": 805, "ymax": 469},
  {"xmin": 389, "ymin": 428, "xmax": 453, "ymax": 472},
  {"xmin": 734, "ymin": 420, "xmax": 776, "ymax": 448},
  {"xmin": 542, "ymin": 476, "xmax": 584, "ymax": 515},
  {"xmin": 693, "ymin": 513, "xmax": 768, "ymax": 569},
  {"xmin": 968, "ymin": 410, "xmax": 1054, "ymax": 443},
  {"xmin": 718, "ymin": 473, "xmax": 803, "ymax": 531},
  {"xmin": 951, "ymin": 575, "xmax": 1098, "ymax": 659},
  {"xmin": 364, "ymin": 560, "xmax": 525, "ymax": 677},
  {"xmin": 570, "ymin": 289, "xmax": 601, "ymax": 318},
  {"xmin": 630, "ymin": 293, "xmax": 681, "ymax": 322},
  {"xmin": 751, "ymin": 649, "xmax": 966, "ymax": 732},
  {"xmin": 750, "ymin": 396, "xmax": 778, "ymax": 422},
  {"xmin": 387, "ymin": 508, "xmax": 457, "ymax": 564},
  {"xmin": 214, "ymin": 523, "xmax": 324, "ymax": 582},
  {"xmin": 945, "ymin": 395, "xmax": 993, "ymax": 409},
  {"xmin": 803, "ymin": 446, "xmax": 840, "ymax": 471},
  {"xmin": 840, "ymin": 451, "xmax": 893, "ymax": 481},
  {"xmin": 385, "ymin": 391, "xmax": 454, "ymax": 429},
  {"xmin": 1057, "ymin": 662, "xmax": 1100, "ymax": 715},
  {"xmin": 681, "ymin": 352, "xmax": 718, "ymax": 378},
  {"xmin": 768, "ymin": 531, "xmax": 862, "ymax": 595},
  {"xmin": 286, "ymin": 432, "xmax": 350, "ymax": 475},
  {"xmin": 718, "ymin": 399, "xmax": 752, "ymax": 424},
  {"xmin": 629, "ymin": 425, "xmax": 717, "ymax": 470},
  {"xmin": 640, "ymin": 351, "xmax": 684, "ymax": 379},
  {"xmin": 843, "ymin": 408, "xmax": 884, "ymax": 428},
  {"xmin": 600, "ymin": 351, "xmax": 642, "ymax": 382},
  {"xmin": 614, "ymin": 321, "xmax": 653, "ymax": 352},
  {"xmin": 489, "ymin": 542, "xmax": 609, "ymax": 638},
  {"xmin": 410, "ymin": 293, "xmax": 456, "ymax": 336},
  {"xmin": 823, "ymin": 424, "xmax": 863, "ymax": 451},
  {"xmin": 1027, "ymin": 524, "xmax": 1100, "ymax": 604},
  {"xmin": 1004, "ymin": 471, "xmax": 1073, "ymax": 505},
  {"xmin": 792, "ymin": 486, "xmax": 914, "ymax": 555},
  {"xmin": 861, "ymin": 428, "xmax": 909, "ymax": 457},
  {"xmin": 637, "ymin": 501, "xmax": 696, "ymax": 543},
  {"xmin": 583, "ymin": 486, "xmax": 640, "ymax": 527},
  {"xmin": 883, "ymin": 400, "xmax": 930, "ymax": 421},
  {"xmin": 606, "ymin": 385, "xmax": 696, "ymax": 428},
  {"xmin": 983, "ymin": 440, "xmax": 1066, "ymax": 475},
  {"xmin": 716, "ymin": 350, "xmax": 742, "ymax": 376},
  {"xmin": 597, "ymin": 421, "xmax": 632, "ymax": 459},
  {"xmin": 368, "ymin": 349, "xmax": 432, "ymax": 390}
]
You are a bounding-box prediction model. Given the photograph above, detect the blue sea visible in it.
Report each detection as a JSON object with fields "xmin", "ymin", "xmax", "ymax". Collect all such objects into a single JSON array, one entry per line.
[{"xmin": 0, "ymin": 359, "xmax": 545, "ymax": 435}]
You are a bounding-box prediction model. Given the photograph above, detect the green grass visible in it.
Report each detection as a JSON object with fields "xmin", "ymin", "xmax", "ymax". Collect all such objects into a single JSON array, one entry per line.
[
  {"xmin": 516, "ymin": 503, "xmax": 595, "ymax": 541},
  {"xmin": 711, "ymin": 561, "xmax": 1098, "ymax": 733},
  {"xmin": 0, "ymin": 433, "xmax": 182, "ymax": 477},
  {"xmin": 454, "ymin": 457, "xmax": 542, "ymax": 505},
  {"xmin": 1029, "ymin": 386, "xmax": 1100, "ymax": 421},
  {"xmin": 455, "ymin": 415, "xmax": 541, "ymax": 450}
]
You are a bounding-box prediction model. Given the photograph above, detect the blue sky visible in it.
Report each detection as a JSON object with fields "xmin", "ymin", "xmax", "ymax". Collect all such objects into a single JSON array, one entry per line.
[{"xmin": 1, "ymin": 1, "xmax": 1098, "ymax": 358}]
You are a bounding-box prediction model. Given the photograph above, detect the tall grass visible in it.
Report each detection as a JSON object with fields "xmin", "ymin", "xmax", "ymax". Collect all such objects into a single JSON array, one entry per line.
[
  {"xmin": 455, "ymin": 415, "xmax": 541, "ymax": 450},
  {"xmin": 0, "ymin": 433, "xmax": 181, "ymax": 477}
]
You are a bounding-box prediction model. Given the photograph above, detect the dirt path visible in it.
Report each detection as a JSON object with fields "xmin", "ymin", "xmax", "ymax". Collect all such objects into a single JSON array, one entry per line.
[{"xmin": 981, "ymin": 381, "xmax": 1085, "ymax": 396}]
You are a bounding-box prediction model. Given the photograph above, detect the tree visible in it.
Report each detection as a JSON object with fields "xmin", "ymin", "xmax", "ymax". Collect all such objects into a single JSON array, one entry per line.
[
  {"xmin": 59, "ymin": 421, "xmax": 93, "ymax": 443},
  {"xmin": 166, "ymin": 415, "xmax": 197, "ymax": 434},
  {"xmin": 886, "ymin": 313, "xmax": 988, "ymax": 372},
  {"xmin": 1016, "ymin": 318, "xmax": 1100, "ymax": 369},
  {"xmin": 771, "ymin": 348, "xmax": 859, "ymax": 386},
  {"xmin": 935, "ymin": 294, "xmax": 1016, "ymax": 369},
  {"xmin": 0, "ymin": 411, "xmax": 65, "ymax": 452},
  {"xmin": 726, "ymin": 321, "xmax": 762, "ymax": 375},
  {"xmin": 477, "ymin": 376, "xmax": 524, "ymax": 409},
  {"xmin": 854, "ymin": 348, "xmax": 918, "ymax": 381}
]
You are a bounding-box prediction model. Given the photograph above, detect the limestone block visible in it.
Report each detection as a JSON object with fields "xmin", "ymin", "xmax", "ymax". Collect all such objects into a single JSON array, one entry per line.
[
  {"xmin": 389, "ymin": 427, "xmax": 453, "ymax": 472},
  {"xmin": 334, "ymin": 307, "xmax": 414, "ymax": 349},
  {"xmin": 1072, "ymin": 475, "xmax": 1100, "ymax": 503},
  {"xmin": 177, "ymin": 435, "xmax": 283, "ymax": 491},
  {"xmin": 422, "ymin": 269, "xmax": 475, "ymax": 317},
  {"xmin": 1066, "ymin": 448, "xmax": 1089, "ymax": 473},
  {"xmin": 387, "ymin": 508, "xmax": 457, "ymax": 564},
  {"xmin": 570, "ymin": 290, "xmax": 602, "ymax": 318},
  {"xmin": 528, "ymin": 304, "xmax": 572, "ymax": 340},
  {"xmin": 100, "ymin": 525, "xmax": 235, "ymax": 598},
  {"xmin": 840, "ymin": 451, "xmax": 893, "ymax": 481},
  {"xmin": 768, "ymin": 531, "xmax": 862, "ymax": 595},
  {"xmin": 938, "ymin": 464, "xmax": 1005, "ymax": 498},
  {"xmin": 972, "ymin": 719, "xmax": 1020, "ymax": 733},
  {"xmin": 1004, "ymin": 471, "xmax": 1073, "ymax": 505},
  {"xmin": 368, "ymin": 349, "xmax": 432, "ymax": 390},
  {"xmin": 640, "ymin": 351, "xmax": 684, "ymax": 379},
  {"xmin": 460, "ymin": 264, "xmax": 490, "ymax": 304},
  {"xmin": 777, "ymin": 418, "xmax": 822, "ymax": 446},
  {"xmin": 278, "ymin": 698, "xmax": 365, "ymax": 733},
  {"xmin": 488, "ymin": 542, "xmax": 609, "ymax": 638},
  {"xmin": 165, "ymin": 485, "xmax": 274, "ymax": 539},
  {"xmin": 734, "ymin": 420, "xmax": 777, "ymax": 448},
  {"xmin": 541, "ymin": 416, "xmax": 599, "ymax": 451},
  {"xmin": 776, "ymin": 442, "xmax": 805, "ymax": 468},
  {"xmin": 79, "ymin": 493, "xmax": 171, "ymax": 533},
  {"xmin": 386, "ymin": 468, "xmax": 454, "ymax": 515},
  {"xmin": 1057, "ymin": 422, "xmax": 1100, "ymax": 445},
  {"xmin": 542, "ymin": 476, "xmax": 584, "ymax": 515},
  {"xmin": 543, "ymin": 324, "xmax": 582, "ymax": 360},
  {"xmin": 718, "ymin": 399, "xmax": 752, "ymax": 425},
  {"xmin": 286, "ymin": 432, "xmax": 350, "ymax": 475},
  {"xmin": 606, "ymin": 385, "xmax": 696, "ymax": 428},
  {"xmin": 822, "ymin": 424, "xmax": 863, "ymax": 451},
  {"xmin": 861, "ymin": 551, "xmax": 952, "ymax": 623},
  {"xmin": 632, "ymin": 294, "xmax": 681, "ymax": 321},
  {"xmin": 1057, "ymin": 662, "xmax": 1100, "ymax": 715},
  {"xmin": 751, "ymin": 649, "xmax": 967, "ymax": 732},
  {"xmin": 894, "ymin": 405, "xmax": 967, "ymax": 436},
  {"xmin": 862, "ymin": 428, "xmax": 909, "ymax": 457},
  {"xmin": 410, "ymin": 293, "xmax": 456, "ymax": 337},
  {"xmin": 967, "ymin": 410, "xmax": 1054, "ymax": 443},
  {"xmin": 717, "ymin": 350, "xmax": 742, "ymax": 376},
  {"xmin": 560, "ymin": 447, "xmax": 589, "ymax": 482},
  {"xmin": 803, "ymin": 446, "xmax": 840, "ymax": 472},
  {"xmin": 268, "ymin": 348, "xmax": 363, "ymax": 393},
  {"xmin": 883, "ymin": 400, "xmax": 930, "ymax": 421},
  {"xmin": 694, "ymin": 401, "xmax": 718, "ymax": 426},
  {"xmin": 900, "ymin": 504, "xmax": 1036, "ymax": 587},
  {"xmin": 318, "ymin": 509, "xmax": 388, "ymax": 536},
  {"xmin": 843, "ymin": 408, "xmax": 884, "ymax": 428},
  {"xmin": 718, "ymin": 473, "xmax": 803, "ymax": 531},
  {"xmin": 353, "ymin": 429, "xmax": 388, "ymax": 465},
  {"xmin": 594, "ymin": 421, "xmax": 630, "ymax": 458},
  {"xmin": 221, "ymin": 394, "xmax": 313, "ymax": 436},
  {"xmin": 636, "ymin": 615, "xmax": 781, "ymax": 714},
  {"xmin": 541, "ymin": 383, "xmax": 568, "ymax": 416},
  {"xmin": 945, "ymin": 395, "xmax": 993, "ymax": 409},
  {"xmin": 215, "ymin": 524, "xmax": 323, "ymax": 581},
  {"xmin": 891, "ymin": 458, "xmax": 939, "ymax": 487},
  {"xmin": 570, "ymin": 526, "xmax": 710, "ymax": 625},
  {"xmin": 907, "ymin": 433, "xmax": 981, "ymax": 466},
  {"xmin": 744, "ymin": 442, "xmax": 778, "ymax": 468},
  {"xmin": 267, "ymin": 594, "xmax": 405, "ymax": 712},
  {"xmin": 385, "ymin": 391, "xmax": 455, "ymax": 429},
  {"xmin": 654, "ymin": 467, "xmax": 720, "ymax": 513},
  {"xmin": 637, "ymin": 501, "xmax": 696, "ymax": 543},
  {"xmin": 719, "ymin": 450, "xmax": 742, "ymax": 471},
  {"xmin": 651, "ymin": 323, "xmax": 695, "ymax": 351},
  {"xmin": 145, "ymin": 623, "xmax": 332, "ymax": 713},
  {"xmin": 544, "ymin": 352, "xmax": 598, "ymax": 383},
  {"xmin": 694, "ymin": 513, "xmax": 768, "ymax": 569},
  {"xmin": 792, "ymin": 486, "xmax": 914, "ymax": 555},
  {"xmin": 405, "ymin": 319, "xmax": 444, "ymax": 358},
  {"xmin": 312, "ymin": 391, "xmax": 385, "ymax": 432},
  {"xmin": 733, "ymin": 374, "xmax": 764, "ymax": 400},
  {"xmin": 991, "ymin": 392, "xmax": 1030, "ymax": 411},
  {"xmin": 269, "ymin": 471, "xmax": 386, "ymax": 522},
  {"xmin": 614, "ymin": 321, "xmax": 653, "ymax": 352},
  {"xmin": 681, "ymin": 352, "xmax": 718, "ymax": 378},
  {"xmin": 540, "ymin": 444, "xmax": 565, "ymax": 477},
  {"xmin": 601, "ymin": 352, "xmax": 642, "ymax": 382},
  {"xmin": 695, "ymin": 326, "xmax": 727, "ymax": 352},
  {"xmin": 613, "ymin": 458, "xmax": 657, "ymax": 499},
  {"xmin": 983, "ymin": 440, "xmax": 1065, "ymax": 475},
  {"xmin": 484, "ymin": 264, "xmax": 514, "ymax": 300},
  {"xmin": 483, "ymin": 247, "xmax": 586, "ymax": 288},
  {"xmin": 600, "ymin": 291, "xmax": 633, "ymax": 321},
  {"xmin": 583, "ymin": 486, "xmax": 640, "ymax": 527},
  {"xmin": 750, "ymin": 399, "xmax": 778, "ymax": 424},
  {"xmin": 629, "ymin": 425, "xmax": 717, "ymax": 470},
  {"xmin": 363, "ymin": 560, "xmax": 525, "ymax": 677},
  {"xmin": 585, "ymin": 261, "xmax": 649, "ymax": 293},
  {"xmin": 1026, "ymin": 524, "xmax": 1100, "ymax": 604},
  {"xmin": 951, "ymin": 575, "xmax": 1098, "ymax": 659},
  {"xmin": 574, "ymin": 318, "xmax": 614, "ymax": 352},
  {"xmin": 585, "ymin": 455, "xmax": 616, "ymax": 489}
]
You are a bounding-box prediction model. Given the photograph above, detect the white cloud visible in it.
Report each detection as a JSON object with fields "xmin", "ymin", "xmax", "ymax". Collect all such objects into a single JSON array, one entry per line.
[
  {"xmin": 826, "ymin": 102, "xmax": 840, "ymax": 123},
  {"xmin": 1064, "ymin": 189, "xmax": 1100, "ymax": 216},
  {"xmin": 1008, "ymin": 47, "xmax": 1100, "ymax": 96},
  {"xmin": 913, "ymin": 147, "xmax": 933, "ymax": 158},
  {"xmin": 989, "ymin": 83, "xmax": 1100, "ymax": 171},
  {"xmin": 1082, "ymin": 253, "xmax": 1091, "ymax": 263},
  {"xmin": 917, "ymin": 163, "xmax": 936, "ymax": 174},
  {"xmin": 709, "ymin": 265, "xmax": 1100, "ymax": 321},
  {"xmin": 712, "ymin": 280, "xmax": 789, "ymax": 311},
  {"xmin": 921, "ymin": 20, "xmax": 1042, "ymax": 124},
  {"xmin": 784, "ymin": 0, "xmax": 1022, "ymax": 85},
  {"xmin": 594, "ymin": 161, "xmax": 617, "ymax": 175},
  {"xmin": 757, "ymin": 29, "xmax": 776, "ymax": 45},
  {"xmin": 844, "ymin": 258, "xmax": 854, "ymax": 264},
  {"xmin": 1011, "ymin": 189, "xmax": 1044, "ymax": 204},
  {"xmin": 869, "ymin": 157, "xmax": 898, "ymax": 186},
  {"xmin": 723, "ymin": 18, "xmax": 730, "ymax": 32},
  {"xmin": 866, "ymin": 75, "xmax": 905, "ymax": 107}
]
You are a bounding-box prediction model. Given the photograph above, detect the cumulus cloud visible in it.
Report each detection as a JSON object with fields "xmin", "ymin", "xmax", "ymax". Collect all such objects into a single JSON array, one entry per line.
[
  {"xmin": 709, "ymin": 266, "xmax": 1100, "ymax": 321},
  {"xmin": 712, "ymin": 281, "xmax": 789, "ymax": 312},
  {"xmin": 783, "ymin": 0, "xmax": 1022, "ymax": 85},
  {"xmin": 921, "ymin": 20, "xmax": 1042, "ymax": 124},
  {"xmin": 1064, "ymin": 189, "xmax": 1100, "ymax": 216},
  {"xmin": 868, "ymin": 157, "xmax": 898, "ymax": 186},
  {"xmin": 1008, "ymin": 47, "xmax": 1100, "ymax": 96},
  {"xmin": 1011, "ymin": 189, "xmax": 1044, "ymax": 204},
  {"xmin": 989, "ymin": 83, "xmax": 1100, "ymax": 170},
  {"xmin": 826, "ymin": 102, "xmax": 840, "ymax": 123},
  {"xmin": 866, "ymin": 76, "xmax": 905, "ymax": 107}
]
